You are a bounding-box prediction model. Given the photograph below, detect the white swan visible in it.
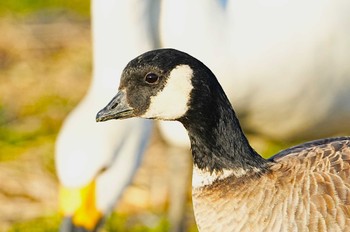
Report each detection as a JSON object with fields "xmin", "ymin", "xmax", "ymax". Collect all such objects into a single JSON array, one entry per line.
[
  {"xmin": 159, "ymin": 0, "xmax": 350, "ymax": 146},
  {"xmin": 56, "ymin": 1, "xmax": 154, "ymax": 231}
]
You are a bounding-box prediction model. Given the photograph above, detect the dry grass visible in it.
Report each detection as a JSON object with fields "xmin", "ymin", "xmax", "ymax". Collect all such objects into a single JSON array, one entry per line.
[{"xmin": 0, "ymin": 13, "xmax": 92, "ymax": 230}]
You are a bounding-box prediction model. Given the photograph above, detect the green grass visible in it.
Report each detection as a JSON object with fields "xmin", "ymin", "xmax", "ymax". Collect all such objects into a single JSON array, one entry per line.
[
  {"xmin": 0, "ymin": 0, "xmax": 90, "ymax": 17},
  {"xmin": 7, "ymin": 213, "xmax": 172, "ymax": 232},
  {"xmin": 104, "ymin": 213, "xmax": 170, "ymax": 232},
  {"xmin": 0, "ymin": 94, "xmax": 75, "ymax": 162},
  {"xmin": 8, "ymin": 214, "xmax": 61, "ymax": 232}
]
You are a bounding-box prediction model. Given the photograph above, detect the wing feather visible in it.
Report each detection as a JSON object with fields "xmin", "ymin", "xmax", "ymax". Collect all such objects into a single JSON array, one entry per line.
[{"xmin": 271, "ymin": 137, "xmax": 350, "ymax": 230}]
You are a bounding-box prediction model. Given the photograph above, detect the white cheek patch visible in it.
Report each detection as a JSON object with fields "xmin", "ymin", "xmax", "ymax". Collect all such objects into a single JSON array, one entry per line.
[{"xmin": 142, "ymin": 64, "xmax": 193, "ymax": 120}]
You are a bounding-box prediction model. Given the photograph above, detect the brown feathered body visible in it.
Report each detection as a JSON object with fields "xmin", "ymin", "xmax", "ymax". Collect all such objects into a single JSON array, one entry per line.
[{"xmin": 193, "ymin": 138, "xmax": 350, "ymax": 232}]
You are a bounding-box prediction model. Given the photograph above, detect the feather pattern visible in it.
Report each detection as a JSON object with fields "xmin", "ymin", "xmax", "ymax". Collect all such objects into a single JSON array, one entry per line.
[{"xmin": 193, "ymin": 138, "xmax": 350, "ymax": 231}]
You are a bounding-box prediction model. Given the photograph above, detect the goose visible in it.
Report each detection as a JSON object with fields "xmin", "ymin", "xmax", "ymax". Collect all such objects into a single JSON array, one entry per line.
[
  {"xmin": 96, "ymin": 48, "xmax": 350, "ymax": 232},
  {"xmin": 57, "ymin": 0, "xmax": 350, "ymax": 231}
]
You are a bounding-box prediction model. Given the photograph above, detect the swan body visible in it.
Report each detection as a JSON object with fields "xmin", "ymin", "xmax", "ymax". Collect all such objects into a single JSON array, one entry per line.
[{"xmin": 56, "ymin": 0, "xmax": 154, "ymax": 230}]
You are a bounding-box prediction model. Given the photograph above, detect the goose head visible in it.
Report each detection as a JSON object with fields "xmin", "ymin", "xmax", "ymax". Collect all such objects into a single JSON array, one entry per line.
[
  {"xmin": 96, "ymin": 48, "xmax": 221, "ymax": 123},
  {"xmin": 96, "ymin": 48, "xmax": 265, "ymax": 174}
]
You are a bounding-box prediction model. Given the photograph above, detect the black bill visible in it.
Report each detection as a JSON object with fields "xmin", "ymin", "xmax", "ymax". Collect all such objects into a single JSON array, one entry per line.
[{"xmin": 96, "ymin": 90, "xmax": 134, "ymax": 122}]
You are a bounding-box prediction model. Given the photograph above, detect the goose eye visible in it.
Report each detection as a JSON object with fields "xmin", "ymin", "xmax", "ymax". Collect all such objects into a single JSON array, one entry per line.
[{"xmin": 144, "ymin": 73, "xmax": 159, "ymax": 84}]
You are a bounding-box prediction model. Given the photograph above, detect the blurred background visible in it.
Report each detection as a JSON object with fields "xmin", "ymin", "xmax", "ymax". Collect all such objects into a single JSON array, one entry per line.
[
  {"xmin": 0, "ymin": 1, "xmax": 193, "ymax": 231},
  {"xmin": 1, "ymin": 0, "xmax": 349, "ymax": 232},
  {"xmin": 0, "ymin": 1, "xmax": 90, "ymax": 231}
]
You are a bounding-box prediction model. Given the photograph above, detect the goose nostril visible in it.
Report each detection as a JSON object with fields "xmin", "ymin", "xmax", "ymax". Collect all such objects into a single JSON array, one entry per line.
[{"xmin": 110, "ymin": 103, "xmax": 118, "ymax": 110}]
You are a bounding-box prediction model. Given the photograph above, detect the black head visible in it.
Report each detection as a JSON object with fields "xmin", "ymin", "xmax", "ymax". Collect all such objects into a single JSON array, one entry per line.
[
  {"xmin": 96, "ymin": 49, "xmax": 267, "ymax": 174},
  {"xmin": 96, "ymin": 48, "xmax": 218, "ymax": 122}
]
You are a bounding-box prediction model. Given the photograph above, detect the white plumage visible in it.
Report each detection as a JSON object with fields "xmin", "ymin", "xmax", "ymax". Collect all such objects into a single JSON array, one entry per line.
[{"xmin": 56, "ymin": 1, "xmax": 155, "ymax": 231}]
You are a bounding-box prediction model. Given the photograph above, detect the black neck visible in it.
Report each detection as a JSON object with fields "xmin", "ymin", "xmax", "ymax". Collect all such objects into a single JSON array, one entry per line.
[{"xmin": 179, "ymin": 69, "xmax": 268, "ymax": 173}]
